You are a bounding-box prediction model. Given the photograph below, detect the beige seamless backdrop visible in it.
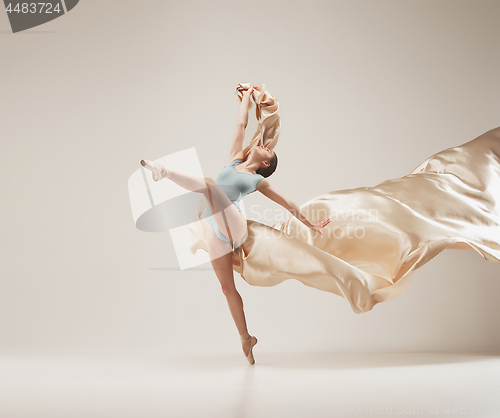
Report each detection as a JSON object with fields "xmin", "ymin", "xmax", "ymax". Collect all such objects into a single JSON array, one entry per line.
[{"xmin": 1, "ymin": 0, "xmax": 499, "ymax": 353}]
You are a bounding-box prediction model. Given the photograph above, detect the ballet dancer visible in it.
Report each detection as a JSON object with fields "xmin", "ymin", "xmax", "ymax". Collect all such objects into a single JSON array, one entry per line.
[{"xmin": 140, "ymin": 85, "xmax": 331, "ymax": 364}]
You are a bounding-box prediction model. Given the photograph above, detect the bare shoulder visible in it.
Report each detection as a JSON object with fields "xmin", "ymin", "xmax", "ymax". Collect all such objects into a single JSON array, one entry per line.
[
  {"xmin": 256, "ymin": 177, "xmax": 270, "ymax": 191},
  {"xmin": 255, "ymin": 178, "xmax": 290, "ymax": 208},
  {"xmin": 226, "ymin": 150, "xmax": 244, "ymax": 166}
]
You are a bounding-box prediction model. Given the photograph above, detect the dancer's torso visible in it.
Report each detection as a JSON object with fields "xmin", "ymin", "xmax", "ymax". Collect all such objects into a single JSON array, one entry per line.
[{"xmin": 214, "ymin": 159, "xmax": 265, "ymax": 205}]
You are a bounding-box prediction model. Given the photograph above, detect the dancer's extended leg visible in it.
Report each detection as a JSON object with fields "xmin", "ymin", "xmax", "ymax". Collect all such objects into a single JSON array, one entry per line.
[
  {"xmin": 141, "ymin": 159, "xmax": 248, "ymax": 243},
  {"xmin": 141, "ymin": 159, "xmax": 208, "ymax": 192},
  {"xmin": 167, "ymin": 171, "xmax": 247, "ymax": 243}
]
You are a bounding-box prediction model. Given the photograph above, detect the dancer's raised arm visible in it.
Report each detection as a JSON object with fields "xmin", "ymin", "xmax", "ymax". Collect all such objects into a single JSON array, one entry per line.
[
  {"xmin": 227, "ymin": 86, "xmax": 253, "ymax": 164},
  {"xmin": 257, "ymin": 179, "xmax": 330, "ymax": 235}
]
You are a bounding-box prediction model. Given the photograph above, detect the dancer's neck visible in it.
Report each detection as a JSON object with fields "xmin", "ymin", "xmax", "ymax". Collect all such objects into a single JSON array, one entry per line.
[{"xmin": 238, "ymin": 160, "xmax": 259, "ymax": 174}]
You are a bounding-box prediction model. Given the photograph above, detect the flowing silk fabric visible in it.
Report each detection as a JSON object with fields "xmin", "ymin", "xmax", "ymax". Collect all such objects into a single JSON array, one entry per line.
[
  {"xmin": 190, "ymin": 88, "xmax": 500, "ymax": 313},
  {"xmin": 234, "ymin": 82, "xmax": 281, "ymax": 159},
  {"xmin": 234, "ymin": 127, "xmax": 500, "ymax": 314}
]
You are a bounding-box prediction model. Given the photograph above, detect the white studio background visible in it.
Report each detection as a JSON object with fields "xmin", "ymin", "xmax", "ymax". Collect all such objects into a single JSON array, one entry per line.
[{"xmin": 1, "ymin": 0, "xmax": 499, "ymax": 354}]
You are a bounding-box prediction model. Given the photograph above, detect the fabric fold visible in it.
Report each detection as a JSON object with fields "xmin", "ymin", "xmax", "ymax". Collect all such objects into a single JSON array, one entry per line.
[{"xmin": 234, "ymin": 82, "xmax": 281, "ymax": 160}]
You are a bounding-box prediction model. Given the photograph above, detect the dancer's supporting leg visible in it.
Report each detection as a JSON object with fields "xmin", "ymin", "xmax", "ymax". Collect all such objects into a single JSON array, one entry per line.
[{"xmin": 205, "ymin": 225, "xmax": 253, "ymax": 356}]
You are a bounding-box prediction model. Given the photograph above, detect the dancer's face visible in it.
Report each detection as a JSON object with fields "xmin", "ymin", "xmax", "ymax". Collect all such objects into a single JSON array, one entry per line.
[{"xmin": 252, "ymin": 145, "xmax": 274, "ymax": 167}]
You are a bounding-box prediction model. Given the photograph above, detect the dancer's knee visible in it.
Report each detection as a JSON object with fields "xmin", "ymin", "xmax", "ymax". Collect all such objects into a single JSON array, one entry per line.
[{"xmin": 221, "ymin": 284, "xmax": 238, "ymax": 296}]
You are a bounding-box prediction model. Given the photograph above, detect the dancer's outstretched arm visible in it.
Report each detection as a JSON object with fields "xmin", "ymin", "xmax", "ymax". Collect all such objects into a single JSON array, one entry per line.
[
  {"xmin": 257, "ymin": 179, "xmax": 330, "ymax": 235},
  {"xmin": 227, "ymin": 86, "xmax": 253, "ymax": 165}
]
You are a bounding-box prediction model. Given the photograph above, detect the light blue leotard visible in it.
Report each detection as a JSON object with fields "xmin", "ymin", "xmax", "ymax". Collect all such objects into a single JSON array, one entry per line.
[{"xmin": 205, "ymin": 159, "xmax": 265, "ymax": 244}]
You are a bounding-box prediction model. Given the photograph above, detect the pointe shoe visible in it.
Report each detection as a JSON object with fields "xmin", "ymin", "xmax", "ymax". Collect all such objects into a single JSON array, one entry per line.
[
  {"xmin": 140, "ymin": 159, "xmax": 171, "ymax": 181},
  {"xmin": 240, "ymin": 334, "xmax": 258, "ymax": 365}
]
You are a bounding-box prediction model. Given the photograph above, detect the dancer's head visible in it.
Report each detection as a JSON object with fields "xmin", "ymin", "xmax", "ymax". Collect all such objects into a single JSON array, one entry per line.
[{"xmin": 249, "ymin": 144, "xmax": 278, "ymax": 178}]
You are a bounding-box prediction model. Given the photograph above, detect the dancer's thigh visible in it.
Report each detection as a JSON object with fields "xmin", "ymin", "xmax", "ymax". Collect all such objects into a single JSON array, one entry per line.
[
  {"xmin": 205, "ymin": 221, "xmax": 234, "ymax": 261},
  {"xmin": 204, "ymin": 182, "xmax": 248, "ymax": 243}
]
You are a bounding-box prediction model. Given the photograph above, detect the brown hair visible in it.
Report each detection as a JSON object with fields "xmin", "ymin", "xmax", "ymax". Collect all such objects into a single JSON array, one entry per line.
[{"xmin": 256, "ymin": 152, "xmax": 278, "ymax": 178}]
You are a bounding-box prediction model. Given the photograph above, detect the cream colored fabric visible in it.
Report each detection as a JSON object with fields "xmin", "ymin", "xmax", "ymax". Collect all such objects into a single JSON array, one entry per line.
[{"xmin": 190, "ymin": 92, "xmax": 500, "ymax": 314}]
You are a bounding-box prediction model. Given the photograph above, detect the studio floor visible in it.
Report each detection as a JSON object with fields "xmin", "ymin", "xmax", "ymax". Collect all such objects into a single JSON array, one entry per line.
[{"xmin": 0, "ymin": 351, "xmax": 498, "ymax": 418}]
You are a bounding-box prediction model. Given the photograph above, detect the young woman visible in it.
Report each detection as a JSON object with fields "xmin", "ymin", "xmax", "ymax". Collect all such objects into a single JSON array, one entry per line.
[{"xmin": 140, "ymin": 85, "xmax": 331, "ymax": 364}]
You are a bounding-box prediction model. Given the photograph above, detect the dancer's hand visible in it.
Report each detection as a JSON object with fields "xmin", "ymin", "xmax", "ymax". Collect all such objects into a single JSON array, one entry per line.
[
  {"xmin": 310, "ymin": 218, "xmax": 330, "ymax": 235},
  {"xmin": 243, "ymin": 85, "xmax": 254, "ymax": 96}
]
